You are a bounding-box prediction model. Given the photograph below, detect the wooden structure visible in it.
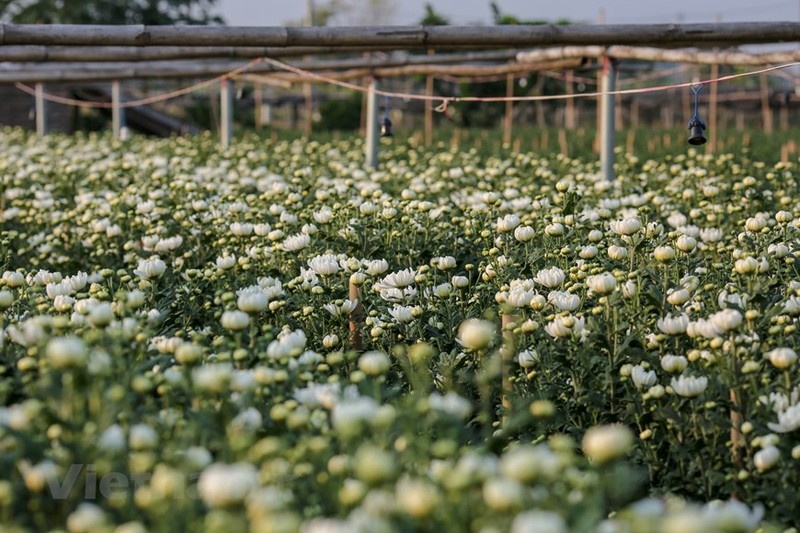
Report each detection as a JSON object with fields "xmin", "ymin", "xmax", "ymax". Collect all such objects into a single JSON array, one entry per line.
[{"xmin": 1, "ymin": 23, "xmax": 800, "ymax": 177}]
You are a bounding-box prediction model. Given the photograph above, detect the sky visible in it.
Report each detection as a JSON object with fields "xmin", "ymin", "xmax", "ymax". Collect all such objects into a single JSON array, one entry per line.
[{"xmin": 218, "ymin": 0, "xmax": 800, "ymax": 26}]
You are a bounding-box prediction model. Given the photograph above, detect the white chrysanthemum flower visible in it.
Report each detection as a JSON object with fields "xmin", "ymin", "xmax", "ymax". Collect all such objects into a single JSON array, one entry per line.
[
  {"xmin": 2, "ymin": 271, "xmax": 25, "ymax": 287},
  {"xmin": 767, "ymin": 403, "xmax": 800, "ymax": 433},
  {"xmin": 667, "ymin": 288, "xmax": 691, "ymax": 306},
  {"xmin": 767, "ymin": 347, "xmax": 798, "ymax": 369},
  {"xmin": 67, "ymin": 503, "xmax": 107, "ymax": 532},
  {"xmin": 518, "ymin": 349, "xmax": 538, "ymax": 369},
  {"xmin": 230, "ymin": 222, "xmax": 254, "ymax": 237},
  {"xmin": 282, "ymin": 233, "xmax": 311, "ymax": 252},
  {"xmin": 547, "ymin": 291, "xmax": 580, "ymax": 312},
  {"xmin": 237, "ymin": 286, "xmax": 269, "ymax": 313},
  {"xmin": 129, "ymin": 423, "xmax": 158, "ymax": 450},
  {"xmin": 221, "ymin": 310, "xmax": 250, "ymax": 331},
  {"xmin": 198, "ymin": 463, "xmax": 260, "ymax": 508},
  {"xmin": 754, "ymin": 445, "xmax": 780, "ymax": 472},
  {"xmin": 313, "ymin": 208, "xmax": 333, "ymax": 224},
  {"xmin": 586, "ymin": 272, "xmax": 617, "ymax": 294},
  {"xmin": 428, "ymin": 392, "xmax": 472, "ymax": 419},
  {"xmin": 709, "ymin": 309, "xmax": 743, "ymax": 333},
  {"xmin": 631, "ymin": 365, "xmax": 657, "ymax": 388},
  {"xmin": 661, "ymin": 354, "xmax": 688, "ymax": 373},
  {"xmin": 657, "ymin": 314, "xmax": 689, "ymax": 335},
  {"xmin": 324, "ymin": 299, "xmax": 359, "ymax": 317},
  {"xmin": 377, "ymin": 268, "xmax": 416, "ymax": 289},
  {"xmin": 192, "ymin": 364, "xmax": 233, "ymax": 393},
  {"xmin": 307, "ymin": 254, "xmax": 341, "ymax": 276},
  {"xmin": 496, "ymin": 214, "xmax": 520, "ymax": 233},
  {"xmin": 266, "ymin": 329, "xmax": 307, "ymax": 359},
  {"xmin": 452, "ymin": 275, "xmax": 469, "ymax": 289},
  {"xmin": 534, "ymin": 267, "xmax": 565, "ymax": 289},
  {"xmin": 432, "ymin": 256, "xmax": 456, "ymax": 271},
  {"xmin": 511, "ymin": 511, "xmax": 566, "ymax": 533},
  {"xmin": 609, "ymin": 217, "xmax": 642, "ymax": 236},
  {"xmin": 46, "ymin": 336, "xmax": 88, "ymax": 369},
  {"xmin": 608, "ymin": 245, "xmax": 628, "ymax": 261},
  {"xmin": 364, "ymin": 259, "xmax": 390, "ymax": 276},
  {"xmin": 134, "ymin": 257, "xmax": 167, "ymax": 280},
  {"xmin": 671, "ymin": 374, "xmax": 708, "ymax": 397},
  {"xmin": 215, "ymin": 254, "xmax": 236, "ymax": 270},
  {"xmin": 388, "ymin": 304, "xmax": 415, "ymax": 323},
  {"xmin": 582, "ymin": 424, "xmax": 634, "ymax": 463},
  {"xmin": 457, "ymin": 318, "xmax": 496, "ymax": 350},
  {"xmin": 513, "ymin": 225, "xmax": 535, "ymax": 242},
  {"xmin": 544, "ymin": 315, "xmax": 585, "ymax": 339}
]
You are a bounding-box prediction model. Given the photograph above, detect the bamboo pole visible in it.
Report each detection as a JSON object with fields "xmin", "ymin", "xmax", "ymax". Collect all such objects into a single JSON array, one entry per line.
[
  {"xmin": 424, "ymin": 74, "xmax": 434, "ymax": 146},
  {"xmin": 519, "ymin": 44, "xmax": 800, "ymax": 66},
  {"xmin": 565, "ymin": 70, "xmax": 575, "ymax": 129},
  {"xmin": 111, "ymin": 79, "xmax": 124, "ymax": 138},
  {"xmin": 600, "ymin": 56, "xmax": 616, "ymax": 181},
  {"xmin": 503, "ymin": 72, "xmax": 514, "ymax": 146},
  {"xmin": 709, "ymin": 62, "xmax": 719, "ymax": 153},
  {"xmin": 500, "ymin": 313, "xmax": 516, "ymax": 426},
  {"xmin": 348, "ymin": 279, "xmax": 363, "ymax": 351},
  {"xmin": 424, "ymin": 48, "xmax": 434, "ymax": 147},
  {"xmin": 3, "ymin": 23, "xmax": 800, "ymax": 47},
  {"xmin": 0, "ymin": 58, "xmax": 584, "ymax": 83},
  {"xmin": 35, "ymin": 82, "xmax": 46, "ymax": 136},
  {"xmin": 220, "ymin": 78, "xmax": 233, "ymax": 148},
  {"xmin": 254, "ymin": 81, "xmax": 263, "ymax": 129},
  {"xmin": 365, "ymin": 78, "xmax": 378, "ymax": 168},
  {"xmin": 0, "ymin": 44, "xmax": 446, "ymax": 62},
  {"xmin": 760, "ymin": 73, "xmax": 774, "ymax": 133}
]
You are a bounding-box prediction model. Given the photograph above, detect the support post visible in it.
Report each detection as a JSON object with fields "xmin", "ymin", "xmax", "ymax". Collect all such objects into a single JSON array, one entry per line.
[
  {"xmin": 503, "ymin": 72, "xmax": 514, "ymax": 146},
  {"xmin": 709, "ymin": 63, "xmax": 719, "ymax": 153},
  {"xmin": 600, "ymin": 56, "xmax": 616, "ymax": 181},
  {"xmin": 501, "ymin": 313, "xmax": 516, "ymax": 427},
  {"xmin": 365, "ymin": 77, "xmax": 379, "ymax": 168},
  {"xmin": 35, "ymin": 82, "xmax": 46, "ymax": 136},
  {"xmin": 254, "ymin": 81, "xmax": 263, "ymax": 129},
  {"xmin": 111, "ymin": 79, "xmax": 125, "ymax": 139},
  {"xmin": 220, "ymin": 78, "xmax": 233, "ymax": 148},
  {"xmin": 424, "ymin": 73, "xmax": 434, "ymax": 146},
  {"xmin": 565, "ymin": 70, "xmax": 575, "ymax": 129},
  {"xmin": 760, "ymin": 73, "xmax": 773, "ymax": 133}
]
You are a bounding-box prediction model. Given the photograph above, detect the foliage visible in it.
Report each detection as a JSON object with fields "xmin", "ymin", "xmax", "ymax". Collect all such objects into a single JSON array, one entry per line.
[
  {"xmin": 317, "ymin": 93, "xmax": 363, "ymax": 131},
  {"xmin": 0, "ymin": 0, "xmax": 224, "ymax": 24}
]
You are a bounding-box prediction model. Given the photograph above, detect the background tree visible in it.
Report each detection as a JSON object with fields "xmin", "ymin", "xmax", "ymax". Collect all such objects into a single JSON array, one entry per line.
[
  {"xmin": 420, "ymin": 3, "xmax": 449, "ymax": 26},
  {"xmin": 0, "ymin": 0, "xmax": 224, "ymax": 24}
]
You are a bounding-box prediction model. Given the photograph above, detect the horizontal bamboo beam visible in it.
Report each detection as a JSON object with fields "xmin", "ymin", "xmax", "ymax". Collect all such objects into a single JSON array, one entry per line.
[
  {"xmin": 517, "ymin": 45, "xmax": 800, "ymax": 66},
  {"xmin": 1, "ymin": 23, "xmax": 799, "ymax": 48},
  {"xmin": 0, "ymin": 44, "xmax": 507, "ymax": 62},
  {"xmin": 250, "ymin": 58, "xmax": 586, "ymax": 84},
  {"xmin": 608, "ymin": 45, "xmax": 800, "ymax": 66},
  {"xmin": 0, "ymin": 49, "xmax": 577, "ymax": 83},
  {"xmin": 0, "ymin": 57, "xmax": 587, "ymax": 84}
]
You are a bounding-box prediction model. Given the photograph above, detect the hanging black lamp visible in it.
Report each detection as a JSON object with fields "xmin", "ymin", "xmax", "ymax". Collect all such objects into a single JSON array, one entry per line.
[{"xmin": 687, "ymin": 84, "xmax": 707, "ymax": 146}]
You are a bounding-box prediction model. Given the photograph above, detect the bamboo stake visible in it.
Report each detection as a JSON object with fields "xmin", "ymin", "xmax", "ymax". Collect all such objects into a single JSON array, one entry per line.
[
  {"xmin": 503, "ymin": 72, "xmax": 514, "ymax": 146},
  {"xmin": 501, "ymin": 313, "xmax": 516, "ymax": 426},
  {"xmin": 565, "ymin": 70, "xmax": 575, "ymax": 129},
  {"xmin": 349, "ymin": 278, "xmax": 363, "ymax": 351},
  {"xmin": 760, "ymin": 73, "xmax": 774, "ymax": 133},
  {"xmin": 709, "ymin": 62, "xmax": 719, "ymax": 153}
]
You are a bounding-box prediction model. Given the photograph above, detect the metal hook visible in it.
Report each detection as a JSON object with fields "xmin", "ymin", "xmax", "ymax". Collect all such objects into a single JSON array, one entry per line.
[
  {"xmin": 690, "ymin": 83, "xmax": 703, "ymax": 118},
  {"xmin": 434, "ymin": 99, "xmax": 449, "ymax": 113}
]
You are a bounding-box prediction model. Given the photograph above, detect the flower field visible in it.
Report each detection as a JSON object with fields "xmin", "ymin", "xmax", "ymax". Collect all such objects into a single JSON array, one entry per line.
[{"xmin": 1, "ymin": 126, "xmax": 799, "ymax": 531}]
